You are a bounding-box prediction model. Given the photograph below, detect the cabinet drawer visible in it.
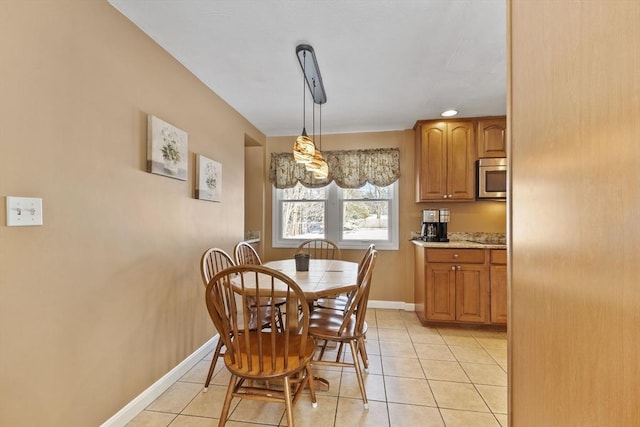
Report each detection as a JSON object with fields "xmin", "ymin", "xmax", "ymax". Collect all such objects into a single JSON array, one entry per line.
[
  {"xmin": 426, "ymin": 249, "xmax": 486, "ymax": 264},
  {"xmin": 490, "ymin": 249, "xmax": 507, "ymax": 265}
]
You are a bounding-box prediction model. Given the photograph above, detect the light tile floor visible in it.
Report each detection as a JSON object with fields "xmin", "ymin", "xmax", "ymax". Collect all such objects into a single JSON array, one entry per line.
[{"xmin": 127, "ymin": 309, "xmax": 508, "ymax": 427}]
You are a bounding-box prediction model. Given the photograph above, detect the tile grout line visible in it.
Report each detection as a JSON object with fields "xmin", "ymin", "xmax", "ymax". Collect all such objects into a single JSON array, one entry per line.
[
  {"xmin": 129, "ymin": 308, "xmax": 507, "ymax": 427},
  {"xmin": 374, "ymin": 310, "xmax": 393, "ymax": 427},
  {"xmin": 409, "ymin": 317, "xmax": 448, "ymax": 426}
]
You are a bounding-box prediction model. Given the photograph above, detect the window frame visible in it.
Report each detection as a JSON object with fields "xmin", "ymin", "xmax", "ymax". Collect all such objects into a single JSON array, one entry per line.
[{"xmin": 272, "ymin": 180, "xmax": 399, "ymax": 250}]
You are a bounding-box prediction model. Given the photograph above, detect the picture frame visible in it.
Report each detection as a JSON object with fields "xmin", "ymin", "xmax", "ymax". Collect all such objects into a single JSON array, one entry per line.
[
  {"xmin": 147, "ymin": 115, "xmax": 188, "ymax": 181},
  {"xmin": 195, "ymin": 154, "xmax": 222, "ymax": 202}
]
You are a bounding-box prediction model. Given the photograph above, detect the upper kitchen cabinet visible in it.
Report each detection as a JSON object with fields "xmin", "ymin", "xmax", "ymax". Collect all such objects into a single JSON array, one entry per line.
[
  {"xmin": 415, "ymin": 120, "xmax": 475, "ymax": 202},
  {"xmin": 477, "ymin": 118, "xmax": 507, "ymax": 158}
]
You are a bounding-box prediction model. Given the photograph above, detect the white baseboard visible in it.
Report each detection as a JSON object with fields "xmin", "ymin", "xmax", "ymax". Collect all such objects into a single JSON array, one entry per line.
[
  {"xmin": 100, "ymin": 336, "xmax": 218, "ymax": 427},
  {"xmin": 368, "ymin": 300, "xmax": 415, "ymax": 311},
  {"xmin": 101, "ymin": 301, "xmax": 413, "ymax": 426}
]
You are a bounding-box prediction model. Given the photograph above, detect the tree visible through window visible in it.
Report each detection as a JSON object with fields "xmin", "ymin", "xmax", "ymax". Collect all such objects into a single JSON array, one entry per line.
[
  {"xmin": 341, "ymin": 183, "xmax": 391, "ymax": 241},
  {"xmin": 281, "ymin": 184, "xmax": 326, "ymax": 239},
  {"xmin": 274, "ymin": 181, "xmax": 398, "ymax": 250}
]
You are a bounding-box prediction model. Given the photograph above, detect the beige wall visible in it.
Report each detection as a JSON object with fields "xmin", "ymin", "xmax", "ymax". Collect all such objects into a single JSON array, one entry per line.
[
  {"xmin": 263, "ymin": 131, "xmax": 506, "ymax": 304},
  {"xmin": 0, "ymin": 1, "xmax": 264, "ymax": 425},
  {"xmin": 509, "ymin": 0, "xmax": 639, "ymax": 425},
  {"xmin": 245, "ymin": 145, "xmax": 266, "ymax": 258}
]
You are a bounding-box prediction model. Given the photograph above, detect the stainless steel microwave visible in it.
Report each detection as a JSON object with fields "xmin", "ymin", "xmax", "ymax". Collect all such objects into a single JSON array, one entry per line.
[{"xmin": 477, "ymin": 158, "xmax": 507, "ymax": 200}]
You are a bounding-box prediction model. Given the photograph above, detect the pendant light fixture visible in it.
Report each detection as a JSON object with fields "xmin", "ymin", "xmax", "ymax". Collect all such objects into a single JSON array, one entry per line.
[
  {"xmin": 293, "ymin": 49, "xmax": 315, "ymax": 164},
  {"xmin": 295, "ymin": 45, "xmax": 326, "ymax": 104},
  {"xmin": 293, "ymin": 44, "xmax": 328, "ymax": 169},
  {"xmin": 293, "ymin": 44, "xmax": 327, "ymax": 170},
  {"xmin": 313, "ymin": 102, "xmax": 329, "ymax": 179},
  {"xmin": 305, "ymin": 78, "xmax": 328, "ymax": 179}
]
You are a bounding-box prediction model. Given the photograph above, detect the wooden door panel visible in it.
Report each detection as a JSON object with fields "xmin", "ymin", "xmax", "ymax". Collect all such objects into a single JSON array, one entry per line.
[
  {"xmin": 455, "ymin": 266, "xmax": 488, "ymax": 323},
  {"xmin": 447, "ymin": 122, "xmax": 475, "ymax": 200},
  {"xmin": 490, "ymin": 264, "xmax": 508, "ymax": 324},
  {"xmin": 426, "ymin": 264, "xmax": 456, "ymax": 321},
  {"xmin": 419, "ymin": 124, "xmax": 447, "ymax": 200},
  {"xmin": 477, "ymin": 119, "xmax": 507, "ymax": 158}
]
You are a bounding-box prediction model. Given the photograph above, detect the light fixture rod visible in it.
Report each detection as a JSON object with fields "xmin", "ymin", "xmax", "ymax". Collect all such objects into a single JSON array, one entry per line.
[
  {"xmin": 296, "ymin": 44, "xmax": 327, "ymax": 104},
  {"xmin": 319, "ymin": 102, "xmax": 322, "ymax": 150},
  {"xmin": 301, "ymin": 51, "xmax": 307, "ymax": 134}
]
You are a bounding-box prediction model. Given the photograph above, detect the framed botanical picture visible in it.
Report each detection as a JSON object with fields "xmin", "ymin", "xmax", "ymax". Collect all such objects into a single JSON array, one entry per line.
[
  {"xmin": 195, "ymin": 154, "xmax": 222, "ymax": 202},
  {"xmin": 147, "ymin": 115, "xmax": 188, "ymax": 180}
]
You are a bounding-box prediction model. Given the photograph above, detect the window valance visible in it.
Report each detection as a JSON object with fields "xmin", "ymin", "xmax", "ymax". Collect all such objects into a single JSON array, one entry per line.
[{"xmin": 269, "ymin": 148, "xmax": 400, "ymax": 189}]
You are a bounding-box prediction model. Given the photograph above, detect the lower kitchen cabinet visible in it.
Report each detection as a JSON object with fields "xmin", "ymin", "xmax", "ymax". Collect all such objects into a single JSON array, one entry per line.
[
  {"xmin": 415, "ymin": 245, "xmax": 504, "ymax": 326},
  {"xmin": 456, "ymin": 264, "xmax": 489, "ymax": 322},
  {"xmin": 490, "ymin": 249, "xmax": 508, "ymax": 324},
  {"xmin": 426, "ymin": 262, "xmax": 488, "ymax": 322},
  {"xmin": 424, "ymin": 263, "xmax": 456, "ymax": 321}
]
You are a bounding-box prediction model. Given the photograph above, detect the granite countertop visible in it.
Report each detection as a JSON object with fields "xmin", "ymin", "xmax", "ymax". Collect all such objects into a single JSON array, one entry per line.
[{"xmin": 411, "ymin": 231, "xmax": 507, "ymax": 249}]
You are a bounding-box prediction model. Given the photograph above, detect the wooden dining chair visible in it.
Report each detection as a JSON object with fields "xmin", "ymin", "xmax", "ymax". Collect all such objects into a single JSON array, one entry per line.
[
  {"xmin": 316, "ymin": 243, "xmax": 377, "ymax": 371},
  {"xmin": 308, "ymin": 248, "xmax": 378, "ymax": 409},
  {"xmin": 296, "ymin": 238, "xmax": 341, "ymax": 260},
  {"xmin": 316, "ymin": 243, "xmax": 376, "ymax": 312},
  {"xmin": 331, "ymin": 245, "xmax": 377, "ymax": 371},
  {"xmin": 234, "ymin": 241, "xmax": 262, "ymax": 265},
  {"xmin": 200, "ymin": 247, "xmax": 236, "ymax": 392},
  {"xmin": 233, "ymin": 241, "xmax": 286, "ymax": 331},
  {"xmin": 205, "ymin": 265, "xmax": 317, "ymax": 427},
  {"xmin": 200, "ymin": 247, "xmax": 279, "ymax": 391}
]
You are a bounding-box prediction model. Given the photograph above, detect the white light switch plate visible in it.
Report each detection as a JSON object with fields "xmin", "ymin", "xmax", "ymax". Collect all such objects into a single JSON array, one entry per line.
[{"xmin": 6, "ymin": 196, "xmax": 43, "ymax": 226}]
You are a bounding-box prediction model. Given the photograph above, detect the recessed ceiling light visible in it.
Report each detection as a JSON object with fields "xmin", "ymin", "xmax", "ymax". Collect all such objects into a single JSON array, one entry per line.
[{"xmin": 441, "ymin": 109, "xmax": 458, "ymax": 117}]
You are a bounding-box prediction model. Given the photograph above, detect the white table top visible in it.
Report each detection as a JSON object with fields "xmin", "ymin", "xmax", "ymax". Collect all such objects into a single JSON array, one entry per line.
[{"xmin": 263, "ymin": 259, "xmax": 359, "ymax": 299}]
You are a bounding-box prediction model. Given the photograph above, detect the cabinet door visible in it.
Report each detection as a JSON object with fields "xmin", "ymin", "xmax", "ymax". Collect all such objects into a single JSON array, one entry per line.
[
  {"xmin": 490, "ymin": 264, "xmax": 508, "ymax": 324},
  {"xmin": 425, "ymin": 263, "xmax": 456, "ymax": 321},
  {"xmin": 417, "ymin": 123, "xmax": 448, "ymax": 201},
  {"xmin": 455, "ymin": 264, "xmax": 488, "ymax": 323},
  {"xmin": 477, "ymin": 119, "xmax": 507, "ymax": 158},
  {"xmin": 447, "ymin": 122, "xmax": 476, "ymax": 200}
]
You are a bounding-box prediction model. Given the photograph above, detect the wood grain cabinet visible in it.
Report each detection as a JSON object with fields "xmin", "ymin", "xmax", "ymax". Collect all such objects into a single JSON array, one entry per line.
[
  {"xmin": 477, "ymin": 118, "xmax": 507, "ymax": 158},
  {"xmin": 417, "ymin": 247, "xmax": 489, "ymax": 324},
  {"xmin": 414, "ymin": 245, "xmax": 506, "ymax": 326},
  {"xmin": 489, "ymin": 249, "xmax": 508, "ymax": 324},
  {"xmin": 415, "ymin": 121, "xmax": 475, "ymax": 202}
]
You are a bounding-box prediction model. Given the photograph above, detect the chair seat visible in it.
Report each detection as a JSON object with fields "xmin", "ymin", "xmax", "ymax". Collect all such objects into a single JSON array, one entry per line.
[
  {"xmin": 315, "ymin": 294, "xmax": 349, "ymax": 311},
  {"xmin": 224, "ymin": 332, "xmax": 316, "ymax": 379},
  {"xmin": 246, "ymin": 303, "xmax": 281, "ymax": 331},
  {"xmin": 308, "ymin": 309, "xmax": 368, "ymax": 341}
]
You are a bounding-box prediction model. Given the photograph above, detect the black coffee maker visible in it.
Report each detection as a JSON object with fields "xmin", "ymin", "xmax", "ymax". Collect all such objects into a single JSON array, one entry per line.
[
  {"xmin": 421, "ymin": 209, "xmax": 439, "ymax": 242},
  {"xmin": 437, "ymin": 208, "xmax": 450, "ymax": 242},
  {"xmin": 421, "ymin": 208, "xmax": 450, "ymax": 242}
]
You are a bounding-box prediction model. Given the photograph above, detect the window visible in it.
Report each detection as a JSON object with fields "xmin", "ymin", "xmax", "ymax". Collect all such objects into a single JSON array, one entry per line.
[{"xmin": 273, "ymin": 181, "xmax": 399, "ymax": 250}]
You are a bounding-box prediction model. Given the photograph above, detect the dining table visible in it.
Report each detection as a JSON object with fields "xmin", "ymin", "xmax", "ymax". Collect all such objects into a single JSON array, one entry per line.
[
  {"xmin": 230, "ymin": 259, "xmax": 359, "ymax": 329},
  {"xmin": 228, "ymin": 258, "xmax": 359, "ymax": 391},
  {"xmin": 264, "ymin": 258, "xmax": 359, "ymax": 391},
  {"xmin": 263, "ymin": 258, "xmax": 359, "ymax": 300}
]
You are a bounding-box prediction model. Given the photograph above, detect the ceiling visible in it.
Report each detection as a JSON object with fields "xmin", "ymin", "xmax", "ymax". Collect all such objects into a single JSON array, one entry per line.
[{"xmin": 108, "ymin": 0, "xmax": 506, "ymax": 137}]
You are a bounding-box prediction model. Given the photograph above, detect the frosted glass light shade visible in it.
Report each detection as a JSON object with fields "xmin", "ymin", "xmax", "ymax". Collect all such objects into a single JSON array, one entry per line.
[
  {"xmin": 306, "ymin": 148, "xmax": 329, "ymax": 179},
  {"xmin": 305, "ymin": 148, "xmax": 323, "ymax": 171},
  {"xmin": 293, "ymin": 133, "xmax": 315, "ymax": 164},
  {"xmin": 313, "ymin": 159, "xmax": 329, "ymax": 179}
]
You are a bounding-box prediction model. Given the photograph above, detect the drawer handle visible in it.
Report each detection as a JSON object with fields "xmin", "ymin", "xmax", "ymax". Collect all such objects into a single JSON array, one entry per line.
[{"xmin": 453, "ymin": 253, "xmax": 459, "ymax": 259}]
